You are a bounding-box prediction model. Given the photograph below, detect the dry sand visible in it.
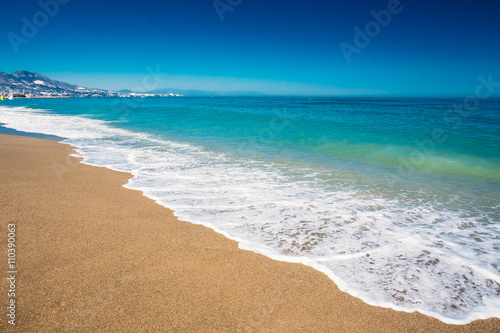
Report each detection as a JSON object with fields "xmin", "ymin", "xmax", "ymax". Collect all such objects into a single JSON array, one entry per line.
[{"xmin": 0, "ymin": 133, "xmax": 499, "ymax": 332}]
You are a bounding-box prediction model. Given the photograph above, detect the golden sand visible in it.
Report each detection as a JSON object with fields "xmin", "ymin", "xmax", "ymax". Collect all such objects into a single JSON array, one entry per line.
[{"xmin": 0, "ymin": 133, "xmax": 499, "ymax": 332}]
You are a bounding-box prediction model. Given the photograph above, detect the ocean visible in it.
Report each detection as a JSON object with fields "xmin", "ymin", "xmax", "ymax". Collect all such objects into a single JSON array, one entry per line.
[{"xmin": 1, "ymin": 97, "xmax": 499, "ymax": 323}]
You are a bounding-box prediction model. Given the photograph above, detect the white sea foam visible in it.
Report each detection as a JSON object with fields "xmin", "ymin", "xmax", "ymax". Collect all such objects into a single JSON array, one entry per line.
[{"xmin": 1, "ymin": 106, "xmax": 499, "ymax": 324}]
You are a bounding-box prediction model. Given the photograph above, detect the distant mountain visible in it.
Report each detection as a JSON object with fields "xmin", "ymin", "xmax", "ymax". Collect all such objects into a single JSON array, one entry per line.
[
  {"xmin": 147, "ymin": 88, "xmax": 215, "ymax": 97},
  {"xmin": 1, "ymin": 70, "xmax": 80, "ymax": 90},
  {"xmin": 148, "ymin": 88, "xmax": 268, "ymax": 97},
  {"xmin": 0, "ymin": 70, "xmax": 111, "ymax": 97}
]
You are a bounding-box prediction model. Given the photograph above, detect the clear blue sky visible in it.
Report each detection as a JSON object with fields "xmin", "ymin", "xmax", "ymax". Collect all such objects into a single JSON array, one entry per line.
[{"xmin": 1, "ymin": 0, "xmax": 500, "ymax": 96}]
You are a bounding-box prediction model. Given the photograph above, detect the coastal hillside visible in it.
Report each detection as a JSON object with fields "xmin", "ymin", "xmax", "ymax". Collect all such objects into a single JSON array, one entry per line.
[
  {"xmin": 0, "ymin": 70, "xmax": 110, "ymax": 97},
  {"xmin": 0, "ymin": 71, "xmax": 183, "ymax": 98}
]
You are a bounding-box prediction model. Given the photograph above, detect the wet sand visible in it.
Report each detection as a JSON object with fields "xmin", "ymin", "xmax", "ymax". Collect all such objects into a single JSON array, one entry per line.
[{"xmin": 1, "ymin": 133, "xmax": 499, "ymax": 332}]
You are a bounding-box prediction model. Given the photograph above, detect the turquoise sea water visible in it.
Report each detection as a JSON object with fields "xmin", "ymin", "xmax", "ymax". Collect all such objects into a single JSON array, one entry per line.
[{"xmin": 1, "ymin": 97, "xmax": 499, "ymax": 323}]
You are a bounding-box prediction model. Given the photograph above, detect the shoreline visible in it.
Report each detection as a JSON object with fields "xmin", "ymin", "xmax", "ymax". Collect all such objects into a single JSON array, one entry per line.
[{"xmin": 1, "ymin": 133, "xmax": 499, "ymax": 332}]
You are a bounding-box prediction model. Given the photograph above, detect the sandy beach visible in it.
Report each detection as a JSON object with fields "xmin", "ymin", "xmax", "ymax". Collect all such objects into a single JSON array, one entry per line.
[{"xmin": 0, "ymin": 133, "xmax": 499, "ymax": 332}]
